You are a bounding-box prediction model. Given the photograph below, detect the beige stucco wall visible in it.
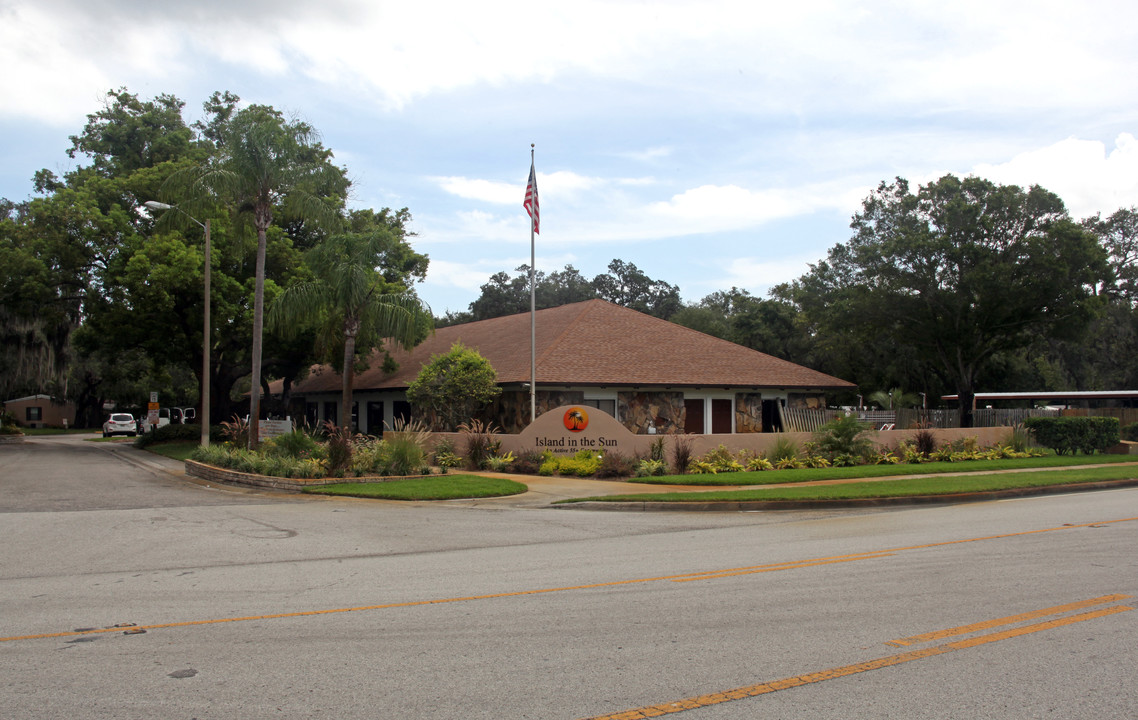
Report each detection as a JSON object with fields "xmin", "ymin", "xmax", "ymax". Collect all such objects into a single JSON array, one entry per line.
[{"xmin": 430, "ymin": 405, "xmax": 1013, "ymax": 460}]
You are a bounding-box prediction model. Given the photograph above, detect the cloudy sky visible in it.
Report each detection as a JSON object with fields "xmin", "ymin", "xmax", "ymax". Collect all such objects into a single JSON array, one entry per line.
[{"xmin": 3, "ymin": 0, "xmax": 1137, "ymax": 315}]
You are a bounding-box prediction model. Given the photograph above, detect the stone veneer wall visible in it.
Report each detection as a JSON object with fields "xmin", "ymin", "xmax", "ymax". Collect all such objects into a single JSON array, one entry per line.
[
  {"xmin": 788, "ymin": 393, "xmax": 826, "ymax": 409},
  {"xmin": 617, "ymin": 391, "xmax": 685, "ymax": 434},
  {"xmin": 735, "ymin": 393, "xmax": 763, "ymax": 433},
  {"xmin": 487, "ymin": 390, "xmax": 586, "ymax": 433}
]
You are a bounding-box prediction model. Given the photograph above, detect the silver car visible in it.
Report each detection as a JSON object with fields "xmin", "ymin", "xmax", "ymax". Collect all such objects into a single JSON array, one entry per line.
[{"xmin": 102, "ymin": 413, "xmax": 138, "ymax": 437}]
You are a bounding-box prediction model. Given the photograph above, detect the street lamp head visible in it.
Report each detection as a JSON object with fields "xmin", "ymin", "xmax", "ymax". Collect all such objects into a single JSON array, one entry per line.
[{"xmin": 143, "ymin": 201, "xmax": 173, "ymax": 211}]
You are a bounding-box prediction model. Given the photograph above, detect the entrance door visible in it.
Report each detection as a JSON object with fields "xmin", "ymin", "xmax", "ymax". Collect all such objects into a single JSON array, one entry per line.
[
  {"xmin": 684, "ymin": 399, "xmax": 704, "ymax": 434},
  {"xmin": 711, "ymin": 399, "xmax": 732, "ymax": 434},
  {"xmin": 762, "ymin": 399, "xmax": 783, "ymax": 433},
  {"xmin": 366, "ymin": 401, "xmax": 385, "ymax": 436},
  {"xmin": 393, "ymin": 400, "xmax": 412, "ymax": 427}
]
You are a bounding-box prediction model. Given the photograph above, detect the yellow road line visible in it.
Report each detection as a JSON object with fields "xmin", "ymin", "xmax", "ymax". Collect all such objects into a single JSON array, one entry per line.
[
  {"xmin": 3, "ymin": 516, "xmax": 1135, "ymax": 644},
  {"xmin": 670, "ymin": 552, "xmax": 897, "ymax": 582},
  {"xmin": 887, "ymin": 593, "xmax": 1132, "ymax": 646},
  {"xmin": 580, "ymin": 603, "xmax": 1133, "ymax": 719}
]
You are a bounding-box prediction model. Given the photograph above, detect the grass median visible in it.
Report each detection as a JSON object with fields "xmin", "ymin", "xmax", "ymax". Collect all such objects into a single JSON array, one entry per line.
[
  {"xmin": 559, "ymin": 465, "xmax": 1138, "ymax": 504},
  {"xmin": 303, "ymin": 475, "xmax": 528, "ymax": 501},
  {"xmin": 626, "ymin": 453, "xmax": 1134, "ymax": 486}
]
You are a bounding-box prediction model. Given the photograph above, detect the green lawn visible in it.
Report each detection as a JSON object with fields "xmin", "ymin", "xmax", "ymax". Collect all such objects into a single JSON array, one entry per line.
[
  {"xmin": 303, "ymin": 475, "xmax": 528, "ymax": 501},
  {"xmin": 561, "ymin": 465, "xmax": 1138, "ymax": 504},
  {"xmin": 22, "ymin": 427, "xmax": 100, "ymax": 435},
  {"xmin": 142, "ymin": 441, "xmax": 199, "ymax": 461},
  {"xmin": 629, "ymin": 452, "xmax": 1134, "ymax": 486}
]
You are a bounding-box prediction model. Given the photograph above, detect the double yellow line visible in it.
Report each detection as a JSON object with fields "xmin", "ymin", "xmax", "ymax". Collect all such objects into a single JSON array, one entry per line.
[
  {"xmin": 2, "ymin": 517, "xmax": 1134, "ymax": 644},
  {"xmin": 583, "ymin": 594, "xmax": 1133, "ymax": 720}
]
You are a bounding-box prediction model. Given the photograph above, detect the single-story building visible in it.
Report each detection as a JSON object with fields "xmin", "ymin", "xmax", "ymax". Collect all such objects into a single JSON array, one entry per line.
[
  {"xmin": 282, "ymin": 299, "xmax": 856, "ymax": 435},
  {"xmin": 2, "ymin": 395, "xmax": 76, "ymax": 429}
]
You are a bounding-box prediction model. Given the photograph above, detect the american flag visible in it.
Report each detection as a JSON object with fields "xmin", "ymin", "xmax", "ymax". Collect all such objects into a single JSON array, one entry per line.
[{"xmin": 524, "ymin": 160, "xmax": 539, "ymax": 234}]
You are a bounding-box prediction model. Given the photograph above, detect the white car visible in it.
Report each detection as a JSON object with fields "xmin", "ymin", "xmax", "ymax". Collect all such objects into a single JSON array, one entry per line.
[{"xmin": 102, "ymin": 413, "xmax": 138, "ymax": 437}]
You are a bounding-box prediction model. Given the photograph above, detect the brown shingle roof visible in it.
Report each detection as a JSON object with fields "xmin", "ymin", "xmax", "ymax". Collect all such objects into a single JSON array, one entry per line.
[{"xmin": 288, "ymin": 299, "xmax": 854, "ymax": 393}]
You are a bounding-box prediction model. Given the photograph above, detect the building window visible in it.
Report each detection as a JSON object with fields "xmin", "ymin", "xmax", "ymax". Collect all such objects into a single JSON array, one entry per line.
[
  {"xmin": 26, "ymin": 407, "xmax": 42, "ymax": 423},
  {"xmin": 581, "ymin": 398, "xmax": 616, "ymax": 418}
]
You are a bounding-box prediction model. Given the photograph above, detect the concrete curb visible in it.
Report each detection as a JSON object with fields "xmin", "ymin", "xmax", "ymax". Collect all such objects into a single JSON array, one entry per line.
[
  {"xmin": 552, "ymin": 477, "xmax": 1138, "ymax": 511},
  {"xmin": 184, "ymin": 460, "xmax": 434, "ymax": 492}
]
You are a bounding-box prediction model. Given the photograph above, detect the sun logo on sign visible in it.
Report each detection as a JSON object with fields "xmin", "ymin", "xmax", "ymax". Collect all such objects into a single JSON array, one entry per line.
[{"xmin": 563, "ymin": 407, "xmax": 589, "ymax": 432}]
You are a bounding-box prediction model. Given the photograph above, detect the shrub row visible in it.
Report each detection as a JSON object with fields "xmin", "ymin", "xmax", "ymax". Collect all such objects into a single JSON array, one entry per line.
[
  {"xmin": 1022, "ymin": 417, "xmax": 1120, "ymax": 455},
  {"xmin": 135, "ymin": 423, "xmax": 226, "ymax": 447}
]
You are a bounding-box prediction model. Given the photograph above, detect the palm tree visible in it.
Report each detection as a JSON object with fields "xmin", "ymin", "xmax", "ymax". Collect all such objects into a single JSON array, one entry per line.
[
  {"xmin": 164, "ymin": 105, "xmax": 342, "ymax": 446},
  {"xmin": 268, "ymin": 230, "xmax": 432, "ymax": 431},
  {"xmin": 868, "ymin": 387, "xmax": 921, "ymax": 410}
]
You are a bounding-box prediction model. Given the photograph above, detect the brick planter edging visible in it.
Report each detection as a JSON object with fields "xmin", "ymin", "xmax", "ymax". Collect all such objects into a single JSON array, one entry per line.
[{"xmin": 184, "ymin": 460, "xmax": 431, "ymax": 492}]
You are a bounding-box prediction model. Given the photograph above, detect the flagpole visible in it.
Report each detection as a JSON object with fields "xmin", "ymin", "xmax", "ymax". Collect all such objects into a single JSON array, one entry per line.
[{"xmin": 529, "ymin": 144, "xmax": 536, "ymax": 425}]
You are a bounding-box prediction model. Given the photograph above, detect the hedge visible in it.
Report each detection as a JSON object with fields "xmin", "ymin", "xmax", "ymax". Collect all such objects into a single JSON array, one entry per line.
[
  {"xmin": 134, "ymin": 423, "xmax": 226, "ymax": 447},
  {"xmin": 1022, "ymin": 416, "xmax": 1120, "ymax": 455}
]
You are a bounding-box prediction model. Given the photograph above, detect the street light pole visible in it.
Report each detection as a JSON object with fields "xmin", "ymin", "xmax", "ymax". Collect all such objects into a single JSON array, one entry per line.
[{"xmin": 144, "ymin": 201, "xmax": 211, "ymax": 448}]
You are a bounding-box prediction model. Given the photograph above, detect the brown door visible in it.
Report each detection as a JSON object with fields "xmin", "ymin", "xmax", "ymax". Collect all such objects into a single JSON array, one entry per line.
[
  {"xmin": 684, "ymin": 399, "xmax": 704, "ymax": 433},
  {"xmin": 711, "ymin": 399, "xmax": 732, "ymax": 434}
]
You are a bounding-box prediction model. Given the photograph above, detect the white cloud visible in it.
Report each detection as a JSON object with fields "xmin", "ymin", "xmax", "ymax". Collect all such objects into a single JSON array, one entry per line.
[
  {"xmin": 646, "ymin": 182, "xmax": 865, "ymax": 234},
  {"xmin": 717, "ymin": 256, "xmax": 821, "ymax": 295},
  {"xmin": 8, "ymin": 0, "xmax": 1138, "ymax": 125},
  {"xmin": 433, "ymin": 177, "xmax": 520, "ymax": 204},
  {"xmin": 973, "ymin": 134, "xmax": 1138, "ymax": 218},
  {"xmin": 433, "ymin": 171, "xmax": 608, "ymax": 205}
]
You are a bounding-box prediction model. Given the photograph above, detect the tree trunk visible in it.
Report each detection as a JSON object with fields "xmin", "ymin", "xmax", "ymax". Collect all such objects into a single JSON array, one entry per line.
[
  {"xmin": 341, "ymin": 326, "xmax": 357, "ymax": 432},
  {"xmin": 958, "ymin": 388, "xmax": 976, "ymax": 428}
]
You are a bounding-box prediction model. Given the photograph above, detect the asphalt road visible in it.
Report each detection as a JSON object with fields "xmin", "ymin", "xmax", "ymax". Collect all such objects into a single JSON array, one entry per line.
[{"xmin": 1, "ymin": 435, "xmax": 1135, "ymax": 719}]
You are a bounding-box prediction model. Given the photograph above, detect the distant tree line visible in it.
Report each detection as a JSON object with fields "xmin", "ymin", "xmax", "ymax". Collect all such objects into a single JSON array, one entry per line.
[
  {"xmin": 4, "ymin": 88, "xmax": 1134, "ymax": 429},
  {"xmin": 437, "ymin": 258, "xmax": 682, "ymax": 326},
  {"xmin": 0, "ymin": 89, "xmax": 429, "ymax": 428},
  {"xmin": 451, "ymin": 177, "xmax": 1137, "ymax": 426}
]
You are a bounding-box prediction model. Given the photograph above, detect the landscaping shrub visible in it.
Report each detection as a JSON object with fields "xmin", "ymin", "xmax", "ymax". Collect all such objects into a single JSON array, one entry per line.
[
  {"xmin": 911, "ymin": 428, "xmax": 938, "ymax": 456},
  {"xmin": 1122, "ymin": 423, "xmax": 1138, "ymax": 442},
  {"xmin": 539, "ymin": 449, "xmax": 603, "ymax": 477},
  {"xmin": 384, "ymin": 419, "xmax": 432, "ymax": 475},
  {"xmin": 634, "ymin": 458, "xmax": 668, "ymax": 477},
  {"xmin": 1023, "ymin": 417, "xmax": 1120, "ymax": 455},
  {"xmin": 596, "ymin": 451, "xmax": 635, "ymax": 478},
  {"xmin": 0, "ymin": 411, "xmax": 21, "ymax": 434},
  {"xmin": 484, "ymin": 452, "xmax": 515, "ymax": 472},
  {"xmin": 458, "ymin": 419, "xmax": 501, "ymax": 470},
  {"xmin": 508, "ymin": 451, "xmax": 542, "ymax": 475},
  {"xmin": 769, "ymin": 437, "xmax": 799, "ymax": 464},
  {"xmin": 135, "ymin": 422, "xmax": 225, "ymax": 447},
  {"xmin": 220, "ymin": 416, "xmax": 250, "ymax": 447},
  {"xmin": 688, "ymin": 446, "xmax": 786, "ymax": 474},
  {"xmin": 669, "ymin": 434, "xmax": 693, "ymax": 474},
  {"xmin": 190, "ymin": 445, "xmax": 324, "ymax": 479},
  {"xmin": 813, "ymin": 414, "xmax": 876, "ymax": 460},
  {"xmin": 1007, "ymin": 424, "xmax": 1031, "ymax": 453},
  {"xmin": 432, "ymin": 437, "xmax": 462, "ymax": 474},
  {"xmin": 323, "ymin": 421, "xmax": 357, "ymax": 474},
  {"xmin": 745, "ymin": 454, "xmax": 774, "ymax": 471},
  {"xmin": 687, "ymin": 445, "xmax": 746, "ymax": 474},
  {"xmin": 266, "ymin": 428, "xmax": 322, "ymax": 460}
]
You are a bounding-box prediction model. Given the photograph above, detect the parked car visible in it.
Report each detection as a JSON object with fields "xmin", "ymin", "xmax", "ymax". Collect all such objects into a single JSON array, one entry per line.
[
  {"xmin": 139, "ymin": 406, "xmax": 196, "ymax": 433},
  {"xmin": 102, "ymin": 413, "xmax": 138, "ymax": 438}
]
